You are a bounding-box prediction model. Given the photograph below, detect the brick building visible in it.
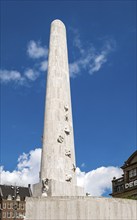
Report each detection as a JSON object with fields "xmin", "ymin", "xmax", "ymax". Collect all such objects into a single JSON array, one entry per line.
[
  {"xmin": 110, "ymin": 150, "xmax": 137, "ymax": 199},
  {"xmin": 0, "ymin": 184, "xmax": 32, "ymax": 220}
]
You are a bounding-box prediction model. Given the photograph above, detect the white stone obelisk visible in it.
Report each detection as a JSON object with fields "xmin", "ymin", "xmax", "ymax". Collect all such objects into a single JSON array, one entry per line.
[
  {"xmin": 26, "ymin": 19, "xmax": 137, "ymax": 220},
  {"xmin": 33, "ymin": 19, "xmax": 84, "ymax": 196}
]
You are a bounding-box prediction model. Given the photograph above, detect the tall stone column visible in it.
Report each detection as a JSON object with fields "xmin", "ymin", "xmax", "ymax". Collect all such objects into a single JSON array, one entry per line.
[
  {"xmin": 40, "ymin": 19, "xmax": 76, "ymax": 184},
  {"xmin": 33, "ymin": 20, "xmax": 84, "ymax": 196}
]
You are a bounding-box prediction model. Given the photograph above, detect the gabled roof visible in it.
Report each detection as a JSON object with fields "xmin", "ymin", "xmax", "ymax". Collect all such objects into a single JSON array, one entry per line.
[
  {"xmin": 121, "ymin": 150, "xmax": 137, "ymax": 169},
  {"xmin": 0, "ymin": 184, "xmax": 32, "ymax": 200}
]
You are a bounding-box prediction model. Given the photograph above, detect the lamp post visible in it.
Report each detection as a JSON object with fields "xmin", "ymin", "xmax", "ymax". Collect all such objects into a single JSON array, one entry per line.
[{"xmin": 11, "ymin": 185, "xmax": 19, "ymax": 220}]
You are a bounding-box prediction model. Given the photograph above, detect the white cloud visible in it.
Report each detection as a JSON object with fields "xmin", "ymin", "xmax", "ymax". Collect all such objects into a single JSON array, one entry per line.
[
  {"xmin": 69, "ymin": 31, "xmax": 115, "ymax": 77},
  {"xmin": 69, "ymin": 62, "xmax": 81, "ymax": 77},
  {"xmin": 0, "ymin": 68, "xmax": 40, "ymax": 85},
  {"xmin": 0, "ymin": 40, "xmax": 49, "ymax": 85},
  {"xmin": 0, "ymin": 148, "xmax": 41, "ymax": 186},
  {"xmin": 0, "ymin": 70, "xmax": 25, "ymax": 84},
  {"xmin": 27, "ymin": 40, "xmax": 48, "ymax": 59},
  {"xmin": 1, "ymin": 34, "xmax": 116, "ymax": 85},
  {"xmin": 40, "ymin": 60, "xmax": 48, "ymax": 72},
  {"xmin": 0, "ymin": 148, "xmax": 122, "ymax": 196},
  {"xmin": 24, "ymin": 69, "xmax": 39, "ymax": 81},
  {"xmin": 89, "ymin": 54, "xmax": 107, "ymax": 74},
  {"xmin": 73, "ymin": 30, "xmax": 85, "ymax": 55},
  {"xmin": 76, "ymin": 166, "xmax": 123, "ymax": 196}
]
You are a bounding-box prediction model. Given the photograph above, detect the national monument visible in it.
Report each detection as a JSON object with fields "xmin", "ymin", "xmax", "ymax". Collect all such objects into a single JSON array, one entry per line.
[
  {"xmin": 33, "ymin": 19, "xmax": 84, "ymax": 197},
  {"xmin": 25, "ymin": 19, "xmax": 136, "ymax": 220}
]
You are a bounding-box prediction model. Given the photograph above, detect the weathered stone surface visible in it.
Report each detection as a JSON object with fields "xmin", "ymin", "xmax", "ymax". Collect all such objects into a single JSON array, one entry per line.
[
  {"xmin": 26, "ymin": 196, "xmax": 137, "ymax": 220},
  {"xmin": 33, "ymin": 19, "xmax": 84, "ymax": 196},
  {"xmin": 33, "ymin": 181, "xmax": 84, "ymax": 197}
]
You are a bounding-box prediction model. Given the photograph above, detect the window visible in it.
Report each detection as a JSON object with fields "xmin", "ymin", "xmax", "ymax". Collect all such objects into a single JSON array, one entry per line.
[
  {"xmin": 113, "ymin": 186, "xmax": 117, "ymax": 193},
  {"xmin": 7, "ymin": 195, "xmax": 12, "ymax": 200},
  {"xmin": 117, "ymin": 186, "xmax": 121, "ymax": 192},
  {"xmin": 7, "ymin": 202, "xmax": 13, "ymax": 209},
  {"xmin": 19, "ymin": 212, "xmax": 24, "ymax": 218},
  {"xmin": 3, "ymin": 212, "xmax": 6, "ymax": 218},
  {"xmin": 12, "ymin": 212, "xmax": 15, "ymax": 218},
  {"xmin": 7, "ymin": 211, "xmax": 11, "ymax": 218},
  {"xmin": 16, "ymin": 212, "xmax": 19, "ymax": 218},
  {"xmin": 7, "ymin": 202, "xmax": 10, "ymax": 209},
  {"xmin": 133, "ymin": 169, "xmax": 137, "ymax": 176},
  {"xmin": 129, "ymin": 169, "xmax": 137, "ymax": 178},
  {"xmin": 121, "ymin": 185, "xmax": 124, "ymax": 191},
  {"xmin": 21, "ymin": 203, "xmax": 24, "ymax": 210},
  {"xmin": 3, "ymin": 203, "xmax": 6, "ymax": 209},
  {"xmin": 116, "ymin": 185, "xmax": 124, "ymax": 192},
  {"xmin": 17, "ymin": 201, "xmax": 20, "ymax": 209}
]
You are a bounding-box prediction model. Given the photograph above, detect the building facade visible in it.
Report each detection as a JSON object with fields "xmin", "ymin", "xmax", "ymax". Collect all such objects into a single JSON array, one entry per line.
[
  {"xmin": 0, "ymin": 185, "xmax": 32, "ymax": 220},
  {"xmin": 111, "ymin": 150, "xmax": 137, "ymax": 199}
]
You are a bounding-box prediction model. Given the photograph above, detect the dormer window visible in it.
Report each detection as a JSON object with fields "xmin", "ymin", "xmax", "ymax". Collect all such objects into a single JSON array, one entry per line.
[
  {"xmin": 16, "ymin": 195, "xmax": 20, "ymax": 201},
  {"xmin": 7, "ymin": 195, "xmax": 12, "ymax": 200}
]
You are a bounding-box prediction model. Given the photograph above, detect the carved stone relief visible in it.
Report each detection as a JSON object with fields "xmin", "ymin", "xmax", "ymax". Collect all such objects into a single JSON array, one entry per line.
[
  {"xmin": 57, "ymin": 135, "xmax": 64, "ymax": 143},
  {"xmin": 64, "ymin": 105, "xmax": 69, "ymax": 111},
  {"xmin": 64, "ymin": 127, "xmax": 70, "ymax": 135},
  {"xmin": 66, "ymin": 174, "xmax": 72, "ymax": 182},
  {"xmin": 42, "ymin": 178, "xmax": 49, "ymax": 196},
  {"xmin": 65, "ymin": 150, "xmax": 71, "ymax": 158},
  {"xmin": 72, "ymin": 164, "xmax": 76, "ymax": 172},
  {"xmin": 65, "ymin": 114, "xmax": 69, "ymax": 122}
]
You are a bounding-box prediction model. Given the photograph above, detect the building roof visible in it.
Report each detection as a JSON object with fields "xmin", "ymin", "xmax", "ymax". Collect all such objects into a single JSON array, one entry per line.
[
  {"xmin": 121, "ymin": 150, "xmax": 137, "ymax": 169},
  {"xmin": 0, "ymin": 184, "xmax": 32, "ymax": 200}
]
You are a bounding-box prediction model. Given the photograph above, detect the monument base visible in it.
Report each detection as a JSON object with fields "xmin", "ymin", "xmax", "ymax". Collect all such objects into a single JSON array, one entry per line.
[
  {"xmin": 26, "ymin": 196, "xmax": 137, "ymax": 220},
  {"xmin": 33, "ymin": 180, "xmax": 85, "ymax": 197}
]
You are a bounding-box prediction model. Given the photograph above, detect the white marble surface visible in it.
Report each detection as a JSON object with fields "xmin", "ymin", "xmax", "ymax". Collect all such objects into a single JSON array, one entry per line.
[{"xmin": 26, "ymin": 196, "xmax": 137, "ymax": 220}]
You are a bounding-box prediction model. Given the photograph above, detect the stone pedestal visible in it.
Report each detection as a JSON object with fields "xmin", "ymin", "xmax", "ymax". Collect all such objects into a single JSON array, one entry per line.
[
  {"xmin": 33, "ymin": 180, "xmax": 85, "ymax": 197},
  {"xmin": 26, "ymin": 196, "xmax": 137, "ymax": 220}
]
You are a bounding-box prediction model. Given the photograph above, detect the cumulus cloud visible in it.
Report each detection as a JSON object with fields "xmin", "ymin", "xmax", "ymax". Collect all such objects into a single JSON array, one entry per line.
[
  {"xmin": 27, "ymin": 40, "xmax": 48, "ymax": 59},
  {"xmin": 0, "ymin": 148, "xmax": 41, "ymax": 186},
  {"xmin": 0, "ymin": 148, "xmax": 122, "ymax": 196},
  {"xmin": 0, "ymin": 68, "xmax": 41, "ymax": 85},
  {"xmin": 76, "ymin": 166, "xmax": 123, "ymax": 196},
  {"xmin": 0, "ymin": 70, "xmax": 25, "ymax": 84}
]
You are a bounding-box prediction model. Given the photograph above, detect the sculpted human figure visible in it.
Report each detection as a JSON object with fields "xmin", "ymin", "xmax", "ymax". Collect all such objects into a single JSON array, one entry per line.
[{"xmin": 42, "ymin": 178, "xmax": 49, "ymax": 196}]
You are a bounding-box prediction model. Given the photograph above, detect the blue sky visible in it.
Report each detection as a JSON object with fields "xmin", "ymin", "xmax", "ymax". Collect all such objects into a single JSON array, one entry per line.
[{"xmin": 0, "ymin": 1, "xmax": 136, "ymax": 196}]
